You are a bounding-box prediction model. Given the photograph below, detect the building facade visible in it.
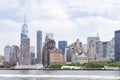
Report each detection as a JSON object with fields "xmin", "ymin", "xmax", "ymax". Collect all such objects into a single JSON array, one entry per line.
[
  {"xmin": 58, "ymin": 41, "xmax": 67, "ymax": 55},
  {"xmin": 30, "ymin": 46, "xmax": 35, "ymax": 65},
  {"xmin": 49, "ymin": 49, "xmax": 62, "ymax": 64},
  {"xmin": 11, "ymin": 45, "xmax": 20, "ymax": 64},
  {"xmin": 74, "ymin": 39, "xmax": 82, "ymax": 49},
  {"xmin": 42, "ymin": 39, "xmax": 56, "ymax": 67},
  {"xmin": 37, "ymin": 31, "xmax": 42, "ymax": 64},
  {"xmin": 82, "ymin": 44, "xmax": 87, "ymax": 54},
  {"xmin": 20, "ymin": 18, "xmax": 31, "ymax": 65},
  {"xmin": 96, "ymin": 41, "xmax": 114, "ymax": 62},
  {"xmin": 4, "ymin": 45, "xmax": 11, "ymax": 63},
  {"xmin": 115, "ymin": 30, "xmax": 120, "ymax": 61},
  {"xmin": 87, "ymin": 37, "xmax": 100, "ymax": 62},
  {"xmin": 64, "ymin": 47, "xmax": 71, "ymax": 62},
  {"xmin": 71, "ymin": 53, "xmax": 88, "ymax": 63}
]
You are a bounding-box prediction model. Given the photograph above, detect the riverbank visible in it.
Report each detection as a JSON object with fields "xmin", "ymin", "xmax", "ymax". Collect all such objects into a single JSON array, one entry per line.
[{"xmin": 0, "ymin": 68, "xmax": 119, "ymax": 71}]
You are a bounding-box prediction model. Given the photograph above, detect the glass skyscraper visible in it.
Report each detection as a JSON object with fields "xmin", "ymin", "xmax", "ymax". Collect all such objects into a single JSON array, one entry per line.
[
  {"xmin": 115, "ymin": 30, "xmax": 120, "ymax": 61},
  {"xmin": 58, "ymin": 41, "xmax": 67, "ymax": 55},
  {"xmin": 20, "ymin": 17, "xmax": 31, "ymax": 65},
  {"xmin": 37, "ymin": 31, "xmax": 42, "ymax": 64},
  {"xmin": 96, "ymin": 41, "xmax": 114, "ymax": 61},
  {"xmin": 4, "ymin": 45, "xmax": 11, "ymax": 62}
]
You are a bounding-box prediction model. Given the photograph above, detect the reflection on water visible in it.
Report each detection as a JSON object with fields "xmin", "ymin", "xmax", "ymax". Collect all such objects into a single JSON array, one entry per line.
[{"xmin": 0, "ymin": 70, "xmax": 120, "ymax": 80}]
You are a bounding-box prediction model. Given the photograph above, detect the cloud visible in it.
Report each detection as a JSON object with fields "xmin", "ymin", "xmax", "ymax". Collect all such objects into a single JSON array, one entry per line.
[
  {"xmin": 75, "ymin": 16, "xmax": 120, "ymax": 42},
  {"xmin": 0, "ymin": 0, "xmax": 20, "ymax": 10},
  {"xmin": 0, "ymin": 19, "xmax": 21, "ymax": 55},
  {"xmin": 64, "ymin": 0, "xmax": 120, "ymax": 20},
  {"xmin": 1, "ymin": 0, "xmax": 120, "ymax": 55},
  {"xmin": 16, "ymin": 0, "xmax": 69, "ymax": 21}
]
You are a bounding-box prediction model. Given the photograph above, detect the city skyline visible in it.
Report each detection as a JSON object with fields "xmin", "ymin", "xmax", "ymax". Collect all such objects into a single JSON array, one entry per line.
[{"xmin": 1, "ymin": 0, "xmax": 120, "ymax": 55}]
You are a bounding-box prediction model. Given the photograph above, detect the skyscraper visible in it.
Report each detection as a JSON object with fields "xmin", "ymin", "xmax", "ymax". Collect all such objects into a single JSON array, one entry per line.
[
  {"xmin": 82, "ymin": 44, "xmax": 87, "ymax": 54},
  {"xmin": 37, "ymin": 31, "xmax": 42, "ymax": 64},
  {"xmin": 58, "ymin": 41, "xmax": 67, "ymax": 55},
  {"xmin": 11, "ymin": 45, "xmax": 20, "ymax": 64},
  {"xmin": 115, "ymin": 30, "xmax": 120, "ymax": 61},
  {"xmin": 87, "ymin": 37, "xmax": 100, "ymax": 62},
  {"xmin": 30, "ymin": 46, "xmax": 35, "ymax": 65},
  {"xmin": 4, "ymin": 45, "xmax": 11, "ymax": 63},
  {"xmin": 20, "ymin": 17, "xmax": 31, "ymax": 65},
  {"xmin": 42, "ymin": 39, "xmax": 56, "ymax": 67},
  {"xmin": 96, "ymin": 41, "xmax": 114, "ymax": 61},
  {"xmin": 76, "ymin": 39, "xmax": 82, "ymax": 49},
  {"xmin": 64, "ymin": 46, "xmax": 71, "ymax": 62}
]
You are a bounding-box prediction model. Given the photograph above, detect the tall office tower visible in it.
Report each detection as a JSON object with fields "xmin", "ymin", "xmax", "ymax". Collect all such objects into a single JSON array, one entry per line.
[
  {"xmin": 82, "ymin": 44, "xmax": 87, "ymax": 54},
  {"xmin": 96, "ymin": 41, "xmax": 114, "ymax": 62},
  {"xmin": 30, "ymin": 46, "xmax": 35, "ymax": 65},
  {"xmin": 115, "ymin": 30, "xmax": 120, "ymax": 61},
  {"xmin": 37, "ymin": 31, "xmax": 42, "ymax": 64},
  {"xmin": 76, "ymin": 39, "xmax": 80, "ymax": 49},
  {"xmin": 4, "ymin": 45, "xmax": 11, "ymax": 63},
  {"xmin": 11, "ymin": 45, "xmax": 20, "ymax": 64},
  {"xmin": 74, "ymin": 39, "xmax": 82, "ymax": 49},
  {"xmin": 58, "ymin": 41, "xmax": 67, "ymax": 55},
  {"xmin": 46, "ymin": 33, "xmax": 54, "ymax": 39},
  {"xmin": 42, "ymin": 39, "xmax": 56, "ymax": 67},
  {"xmin": 64, "ymin": 46, "xmax": 71, "ymax": 62},
  {"xmin": 20, "ymin": 17, "xmax": 31, "ymax": 65},
  {"xmin": 87, "ymin": 36, "xmax": 100, "ymax": 62}
]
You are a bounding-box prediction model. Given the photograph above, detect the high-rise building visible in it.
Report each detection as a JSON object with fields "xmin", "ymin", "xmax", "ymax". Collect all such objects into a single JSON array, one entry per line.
[
  {"xmin": 87, "ymin": 36, "xmax": 100, "ymax": 62},
  {"xmin": 42, "ymin": 39, "xmax": 56, "ymax": 67},
  {"xmin": 11, "ymin": 45, "xmax": 20, "ymax": 64},
  {"xmin": 37, "ymin": 31, "xmax": 42, "ymax": 64},
  {"xmin": 64, "ymin": 47, "xmax": 71, "ymax": 62},
  {"xmin": 96, "ymin": 40, "xmax": 114, "ymax": 62},
  {"xmin": 20, "ymin": 17, "xmax": 31, "ymax": 65},
  {"xmin": 115, "ymin": 30, "xmax": 120, "ymax": 61},
  {"xmin": 75, "ymin": 39, "xmax": 82, "ymax": 49},
  {"xmin": 46, "ymin": 33, "xmax": 54, "ymax": 39},
  {"xmin": 58, "ymin": 41, "xmax": 67, "ymax": 55},
  {"xmin": 65, "ymin": 46, "xmax": 76, "ymax": 63},
  {"xmin": 4, "ymin": 45, "xmax": 11, "ymax": 63},
  {"xmin": 82, "ymin": 44, "xmax": 87, "ymax": 54},
  {"xmin": 30, "ymin": 46, "xmax": 35, "ymax": 65}
]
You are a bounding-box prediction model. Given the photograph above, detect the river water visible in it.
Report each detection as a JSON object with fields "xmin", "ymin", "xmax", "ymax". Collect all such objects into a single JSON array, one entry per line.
[{"xmin": 0, "ymin": 70, "xmax": 120, "ymax": 80}]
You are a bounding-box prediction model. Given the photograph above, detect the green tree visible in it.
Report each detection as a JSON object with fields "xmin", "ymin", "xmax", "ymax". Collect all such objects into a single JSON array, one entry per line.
[
  {"xmin": 0, "ymin": 65, "xmax": 4, "ymax": 68},
  {"xmin": 50, "ymin": 63, "xmax": 66, "ymax": 68},
  {"xmin": 11, "ymin": 63, "xmax": 16, "ymax": 67}
]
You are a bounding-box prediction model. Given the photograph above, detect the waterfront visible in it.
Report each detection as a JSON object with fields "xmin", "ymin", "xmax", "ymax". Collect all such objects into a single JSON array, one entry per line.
[{"xmin": 0, "ymin": 70, "xmax": 120, "ymax": 80}]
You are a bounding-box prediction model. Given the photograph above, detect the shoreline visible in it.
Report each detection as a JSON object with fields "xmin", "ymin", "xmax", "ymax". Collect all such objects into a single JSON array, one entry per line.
[{"xmin": 0, "ymin": 68, "xmax": 119, "ymax": 71}]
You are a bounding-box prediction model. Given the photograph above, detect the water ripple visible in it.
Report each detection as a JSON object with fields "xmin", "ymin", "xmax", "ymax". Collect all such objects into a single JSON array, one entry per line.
[{"xmin": 0, "ymin": 74, "xmax": 119, "ymax": 79}]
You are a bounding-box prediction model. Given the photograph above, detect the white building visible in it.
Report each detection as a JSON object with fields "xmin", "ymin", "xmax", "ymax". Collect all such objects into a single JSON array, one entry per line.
[{"xmin": 72, "ymin": 53, "xmax": 88, "ymax": 63}]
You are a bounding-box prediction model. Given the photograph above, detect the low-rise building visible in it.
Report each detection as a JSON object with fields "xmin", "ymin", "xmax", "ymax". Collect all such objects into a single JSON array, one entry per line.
[
  {"xmin": 72, "ymin": 53, "xmax": 88, "ymax": 64},
  {"xmin": 50, "ymin": 49, "xmax": 62, "ymax": 64}
]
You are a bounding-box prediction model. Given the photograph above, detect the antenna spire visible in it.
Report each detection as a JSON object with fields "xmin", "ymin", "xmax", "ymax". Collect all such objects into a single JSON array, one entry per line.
[{"xmin": 24, "ymin": 14, "xmax": 26, "ymax": 24}]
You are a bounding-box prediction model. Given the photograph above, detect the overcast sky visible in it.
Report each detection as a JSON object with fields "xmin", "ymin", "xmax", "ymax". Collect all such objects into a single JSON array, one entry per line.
[{"xmin": 1, "ymin": 0, "xmax": 120, "ymax": 55}]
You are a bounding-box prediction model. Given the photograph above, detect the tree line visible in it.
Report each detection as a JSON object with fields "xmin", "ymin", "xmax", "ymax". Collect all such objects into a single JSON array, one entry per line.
[{"xmin": 50, "ymin": 62, "xmax": 120, "ymax": 68}]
